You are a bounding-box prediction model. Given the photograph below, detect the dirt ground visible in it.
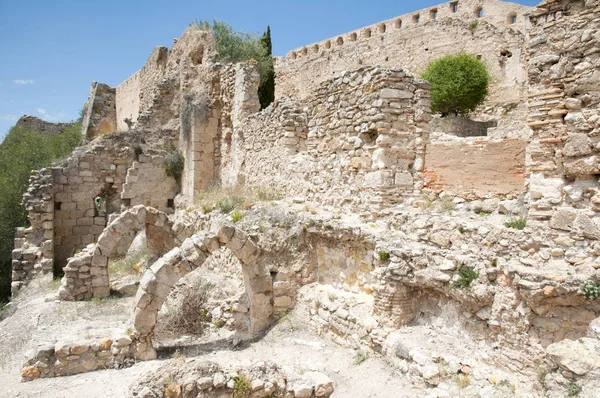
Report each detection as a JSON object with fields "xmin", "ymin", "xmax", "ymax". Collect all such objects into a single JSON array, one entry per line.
[{"xmin": 1, "ymin": 279, "xmax": 417, "ymax": 398}]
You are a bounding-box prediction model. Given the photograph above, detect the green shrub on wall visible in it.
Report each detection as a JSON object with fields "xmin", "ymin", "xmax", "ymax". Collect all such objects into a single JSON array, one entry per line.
[
  {"xmin": 422, "ymin": 52, "xmax": 490, "ymax": 117},
  {"xmin": 0, "ymin": 123, "xmax": 82, "ymax": 301},
  {"xmin": 192, "ymin": 19, "xmax": 274, "ymax": 109}
]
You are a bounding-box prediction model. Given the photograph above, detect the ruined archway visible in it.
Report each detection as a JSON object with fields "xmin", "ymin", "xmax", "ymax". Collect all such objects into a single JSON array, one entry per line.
[
  {"xmin": 58, "ymin": 205, "xmax": 174, "ymax": 301},
  {"xmin": 131, "ymin": 225, "xmax": 272, "ymax": 360}
]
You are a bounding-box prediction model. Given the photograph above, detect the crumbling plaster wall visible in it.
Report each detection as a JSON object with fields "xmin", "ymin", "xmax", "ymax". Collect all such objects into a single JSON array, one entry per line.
[{"xmin": 275, "ymin": 0, "xmax": 531, "ymax": 123}]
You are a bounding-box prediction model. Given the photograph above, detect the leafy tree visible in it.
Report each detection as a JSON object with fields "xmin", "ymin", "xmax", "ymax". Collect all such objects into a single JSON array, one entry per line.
[
  {"xmin": 258, "ymin": 26, "xmax": 275, "ymax": 109},
  {"xmin": 0, "ymin": 123, "xmax": 81, "ymax": 301},
  {"xmin": 421, "ymin": 52, "xmax": 490, "ymax": 117},
  {"xmin": 192, "ymin": 20, "xmax": 274, "ymax": 108}
]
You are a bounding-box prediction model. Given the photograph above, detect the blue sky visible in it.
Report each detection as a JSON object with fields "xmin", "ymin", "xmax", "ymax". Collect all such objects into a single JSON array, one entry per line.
[{"xmin": 0, "ymin": 0, "xmax": 539, "ymax": 140}]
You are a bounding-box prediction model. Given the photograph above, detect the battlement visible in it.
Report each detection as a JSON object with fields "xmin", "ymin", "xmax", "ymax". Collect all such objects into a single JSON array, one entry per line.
[{"xmin": 279, "ymin": 0, "xmax": 531, "ymax": 64}]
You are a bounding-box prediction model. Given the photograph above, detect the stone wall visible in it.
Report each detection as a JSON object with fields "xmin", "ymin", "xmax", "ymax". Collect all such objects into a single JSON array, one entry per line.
[
  {"xmin": 121, "ymin": 153, "xmax": 178, "ymax": 212},
  {"xmin": 129, "ymin": 359, "xmax": 334, "ymax": 398},
  {"xmin": 82, "ymin": 82, "xmax": 117, "ymax": 140},
  {"xmin": 22, "ymin": 335, "xmax": 135, "ymax": 380},
  {"xmin": 526, "ymin": 0, "xmax": 600, "ymax": 229},
  {"xmin": 235, "ymin": 67, "xmax": 431, "ymax": 211},
  {"xmin": 11, "ymin": 169, "xmax": 55, "ymax": 293},
  {"xmin": 424, "ymin": 135, "xmax": 527, "ymax": 198},
  {"xmin": 275, "ymin": 0, "xmax": 530, "ymax": 116},
  {"xmin": 430, "ymin": 115, "xmax": 497, "ymax": 136},
  {"xmin": 52, "ymin": 141, "xmax": 134, "ymax": 268}
]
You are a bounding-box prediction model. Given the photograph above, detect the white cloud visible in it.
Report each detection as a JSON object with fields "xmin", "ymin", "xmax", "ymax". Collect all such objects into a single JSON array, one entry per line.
[
  {"xmin": 14, "ymin": 79, "xmax": 34, "ymax": 85},
  {"xmin": 37, "ymin": 108, "xmax": 47, "ymax": 115}
]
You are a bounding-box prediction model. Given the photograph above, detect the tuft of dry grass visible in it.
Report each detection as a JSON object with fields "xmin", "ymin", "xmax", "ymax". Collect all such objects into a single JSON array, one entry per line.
[
  {"xmin": 108, "ymin": 249, "xmax": 147, "ymax": 276},
  {"xmin": 194, "ymin": 185, "xmax": 282, "ymax": 214},
  {"xmin": 155, "ymin": 282, "xmax": 212, "ymax": 339}
]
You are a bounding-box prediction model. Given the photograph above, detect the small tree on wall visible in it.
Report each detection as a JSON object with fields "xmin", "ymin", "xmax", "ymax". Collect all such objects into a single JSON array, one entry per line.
[
  {"xmin": 193, "ymin": 19, "xmax": 274, "ymax": 109},
  {"xmin": 421, "ymin": 52, "xmax": 490, "ymax": 117},
  {"xmin": 258, "ymin": 26, "xmax": 275, "ymax": 109}
]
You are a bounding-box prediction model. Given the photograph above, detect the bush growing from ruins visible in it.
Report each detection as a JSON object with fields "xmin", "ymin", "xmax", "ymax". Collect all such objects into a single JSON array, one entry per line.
[
  {"xmin": 164, "ymin": 150, "xmax": 185, "ymax": 188},
  {"xmin": 232, "ymin": 374, "xmax": 252, "ymax": 398},
  {"xmin": 231, "ymin": 209, "xmax": 243, "ymax": 223},
  {"xmin": 421, "ymin": 52, "xmax": 490, "ymax": 117},
  {"xmin": 566, "ymin": 382, "xmax": 581, "ymax": 396},
  {"xmin": 192, "ymin": 19, "xmax": 274, "ymax": 108},
  {"xmin": 469, "ymin": 20, "xmax": 479, "ymax": 31},
  {"xmin": 155, "ymin": 279, "xmax": 210, "ymax": 338},
  {"xmin": 0, "ymin": 122, "xmax": 82, "ymax": 301},
  {"xmin": 353, "ymin": 351, "xmax": 367, "ymax": 365},
  {"xmin": 452, "ymin": 266, "xmax": 478, "ymax": 289},
  {"xmin": 580, "ymin": 280, "xmax": 600, "ymax": 301},
  {"xmin": 378, "ymin": 251, "xmax": 391, "ymax": 262},
  {"xmin": 504, "ymin": 217, "xmax": 526, "ymax": 230},
  {"xmin": 258, "ymin": 26, "xmax": 275, "ymax": 109}
]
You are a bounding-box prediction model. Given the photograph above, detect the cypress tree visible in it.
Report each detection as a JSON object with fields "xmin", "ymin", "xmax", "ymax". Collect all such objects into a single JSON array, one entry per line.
[{"xmin": 258, "ymin": 26, "xmax": 275, "ymax": 109}]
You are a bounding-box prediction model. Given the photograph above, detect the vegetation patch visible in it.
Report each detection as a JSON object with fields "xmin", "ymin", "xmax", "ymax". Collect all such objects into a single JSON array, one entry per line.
[
  {"xmin": 353, "ymin": 351, "xmax": 367, "ymax": 365},
  {"xmin": 231, "ymin": 209, "xmax": 243, "ymax": 223},
  {"xmin": 196, "ymin": 185, "xmax": 281, "ymax": 214},
  {"xmin": 504, "ymin": 217, "xmax": 526, "ymax": 230},
  {"xmin": 108, "ymin": 249, "xmax": 147, "ymax": 276},
  {"xmin": 580, "ymin": 280, "xmax": 600, "ymax": 301},
  {"xmin": 164, "ymin": 151, "xmax": 185, "ymax": 188},
  {"xmin": 452, "ymin": 267, "xmax": 478, "ymax": 289},
  {"xmin": 422, "ymin": 51, "xmax": 490, "ymax": 117},
  {"xmin": 566, "ymin": 382, "xmax": 581, "ymax": 397},
  {"xmin": 232, "ymin": 374, "xmax": 252, "ymax": 398},
  {"xmin": 193, "ymin": 20, "xmax": 274, "ymax": 109},
  {"xmin": 378, "ymin": 252, "xmax": 391, "ymax": 262}
]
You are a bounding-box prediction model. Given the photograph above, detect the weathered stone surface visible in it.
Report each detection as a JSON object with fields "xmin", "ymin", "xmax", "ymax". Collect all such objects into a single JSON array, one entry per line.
[
  {"xmin": 546, "ymin": 338, "xmax": 600, "ymax": 376},
  {"xmin": 562, "ymin": 134, "xmax": 592, "ymax": 157}
]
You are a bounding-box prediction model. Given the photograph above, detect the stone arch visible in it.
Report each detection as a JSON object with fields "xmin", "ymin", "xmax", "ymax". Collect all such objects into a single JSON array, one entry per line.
[
  {"xmin": 131, "ymin": 225, "xmax": 271, "ymax": 360},
  {"xmin": 377, "ymin": 23, "xmax": 386, "ymax": 34},
  {"xmin": 336, "ymin": 36, "xmax": 344, "ymax": 46},
  {"xmin": 58, "ymin": 205, "xmax": 174, "ymax": 301},
  {"xmin": 324, "ymin": 40, "xmax": 332, "ymax": 49},
  {"xmin": 507, "ymin": 12, "xmax": 517, "ymax": 24},
  {"xmin": 362, "ymin": 28, "xmax": 372, "ymax": 38},
  {"xmin": 300, "ymin": 47, "xmax": 308, "ymax": 57},
  {"xmin": 312, "ymin": 44, "xmax": 320, "ymax": 54},
  {"xmin": 394, "ymin": 19, "xmax": 402, "ymax": 29}
]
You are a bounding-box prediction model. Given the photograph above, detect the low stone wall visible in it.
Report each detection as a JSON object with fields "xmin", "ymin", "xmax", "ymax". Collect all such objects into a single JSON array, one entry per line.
[
  {"xmin": 130, "ymin": 359, "xmax": 334, "ymax": 398},
  {"xmin": 22, "ymin": 334, "xmax": 135, "ymax": 380},
  {"xmin": 424, "ymin": 136, "xmax": 527, "ymax": 198},
  {"xmin": 430, "ymin": 115, "xmax": 497, "ymax": 137}
]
